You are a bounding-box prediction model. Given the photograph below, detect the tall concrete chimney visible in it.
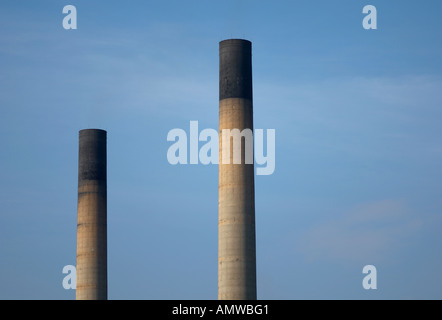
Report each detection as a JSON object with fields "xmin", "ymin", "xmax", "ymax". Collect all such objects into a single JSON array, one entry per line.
[
  {"xmin": 218, "ymin": 39, "xmax": 257, "ymax": 300},
  {"xmin": 76, "ymin": 129, "xmax": 107, "ymax": 300}
]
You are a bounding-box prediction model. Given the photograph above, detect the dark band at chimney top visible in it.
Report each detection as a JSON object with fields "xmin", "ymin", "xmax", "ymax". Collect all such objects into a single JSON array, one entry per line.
[
  {"xmin": 78, "ymin": 129, "xmax": 107, "ymax": 184},
  {"xmin": 219, "ymin": 39, "xmax": 253, "ymax": 101}
]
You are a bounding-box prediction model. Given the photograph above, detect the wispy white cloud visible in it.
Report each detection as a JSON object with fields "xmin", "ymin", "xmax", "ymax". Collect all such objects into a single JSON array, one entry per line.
[
  {"xmin": 254, "ymin": 75, "xmax": 442, "ymax": 163},
  {"xmin": 0, "ymin": 19, "xmax": 216, "ymax": 123},
  {"xmin": 297, "ymin": 199, "xmax": 423, "ymax": 263},
  {"xmin": 255, "ymin": 75, "xmax": 442, "ymax": 126}
]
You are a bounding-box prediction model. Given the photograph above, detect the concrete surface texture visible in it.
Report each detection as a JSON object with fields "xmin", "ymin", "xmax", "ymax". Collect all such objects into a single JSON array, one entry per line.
[
  {"xmin": 218, "ymin": 39, "xmax": 257, "ymax": 300},
  {"xmin": 76, "ymin": 129, "xmax": 108, "ymax": 300}
]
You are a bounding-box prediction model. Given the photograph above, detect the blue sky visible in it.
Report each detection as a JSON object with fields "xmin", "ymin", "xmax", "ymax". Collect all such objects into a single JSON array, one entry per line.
[{"xmin": 0, "ymin": 0, "xmax": 442, "ymax": 299}]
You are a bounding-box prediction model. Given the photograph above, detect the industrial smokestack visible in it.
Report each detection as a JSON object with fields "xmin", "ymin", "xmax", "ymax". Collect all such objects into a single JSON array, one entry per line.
[
  {"xmin": 218, "ymin": 39, "xmax": 257, "ymax": 300},
  {"xmin": 76, "ymin": 129, "xmax": 107, "ymax": 300}
]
